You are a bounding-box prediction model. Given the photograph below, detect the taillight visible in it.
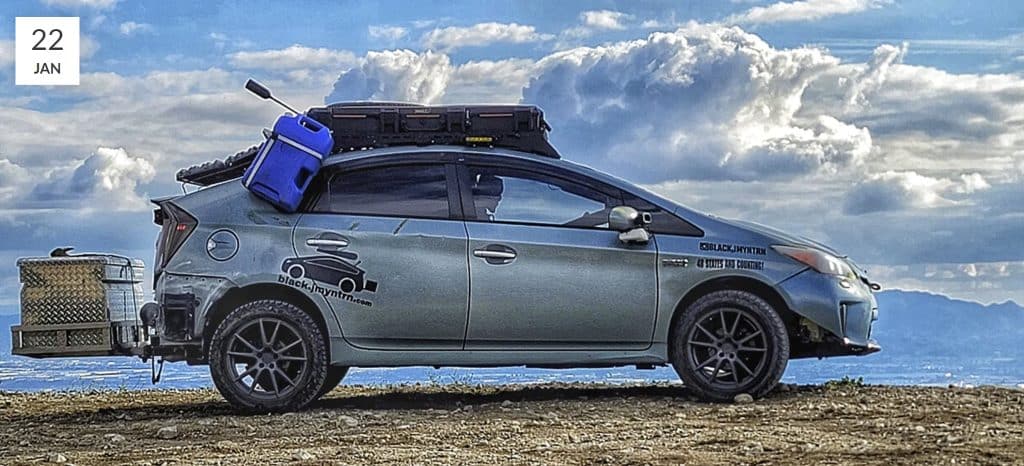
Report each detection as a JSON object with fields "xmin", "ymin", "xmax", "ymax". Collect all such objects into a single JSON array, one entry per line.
[{"xmin": 156, "ymin": 202, "xmax": 197, "ymax": 269}]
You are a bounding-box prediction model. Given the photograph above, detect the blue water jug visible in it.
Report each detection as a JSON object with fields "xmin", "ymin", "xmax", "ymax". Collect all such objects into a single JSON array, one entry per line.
[{"xmin": 242, "ymin": 114, "xmax": 333, "ymax": 212}]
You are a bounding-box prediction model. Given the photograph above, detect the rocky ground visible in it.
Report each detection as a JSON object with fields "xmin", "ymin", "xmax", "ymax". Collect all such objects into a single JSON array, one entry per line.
[{"xmin": 0, "ymin": 381, "xmax": 1022, "ymax": 465}]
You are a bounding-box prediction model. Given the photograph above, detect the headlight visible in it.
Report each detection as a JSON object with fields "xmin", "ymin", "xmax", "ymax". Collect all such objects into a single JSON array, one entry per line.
[{"xmin": 772, "ymin": 245, "xmax": 855, "ymax": 278}]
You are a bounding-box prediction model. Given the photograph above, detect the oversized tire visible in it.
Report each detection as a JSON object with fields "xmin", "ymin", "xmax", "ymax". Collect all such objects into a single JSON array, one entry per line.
[
  {"xmin": 209, "ymin": 299, "xmax": 329, "ymax": 412},
  {"xmin": 318, "ymin": 366, "xmax": 349, "ymax": 398},
  {"xmin": 669, "ymin": 290, "xmax": 789, "ymax": 401}
]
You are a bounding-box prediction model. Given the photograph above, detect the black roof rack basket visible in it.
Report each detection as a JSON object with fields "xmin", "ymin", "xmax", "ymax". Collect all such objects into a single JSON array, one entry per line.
[{"xmin": 177, "ymin": 103, "xmax": 559, "ymax": 186}]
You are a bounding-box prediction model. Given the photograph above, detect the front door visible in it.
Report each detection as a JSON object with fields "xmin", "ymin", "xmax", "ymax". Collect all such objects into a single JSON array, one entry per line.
[
  {"xmin": 292, "ymin": 161, "xmax": 468, "ymax": 350},
  {"xmin": 459, "ymin": 162, "xmax": 659, "ymax": 350}
]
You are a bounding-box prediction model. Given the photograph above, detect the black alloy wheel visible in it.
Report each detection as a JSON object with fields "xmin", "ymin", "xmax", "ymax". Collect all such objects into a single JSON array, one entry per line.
[
  {"xmin": 209, "ymin": 300, "xmax": 329, "ymax": 412},
  {"xmin": 670, "ymin": 290, "xmax": 789, "ymax": 401}
]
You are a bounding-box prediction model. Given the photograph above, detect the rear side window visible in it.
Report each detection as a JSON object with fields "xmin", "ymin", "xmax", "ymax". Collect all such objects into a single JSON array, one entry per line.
[
  {"xmin": 315, "ymin": 164, "xmax": 450, "ymax": 219},
  {"xmin": 466, "ymin": 165, "xmax": 618, "ymax": 229}
]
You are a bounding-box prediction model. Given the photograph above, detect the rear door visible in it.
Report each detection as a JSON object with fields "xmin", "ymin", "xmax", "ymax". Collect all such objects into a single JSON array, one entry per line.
[
  {"xmin": 292, "ymin": 158, "xmax": 469, "ymax": 350},
  {"xmin": 458, "ymin": 159, "xmax": 659, "ymax": 350}
]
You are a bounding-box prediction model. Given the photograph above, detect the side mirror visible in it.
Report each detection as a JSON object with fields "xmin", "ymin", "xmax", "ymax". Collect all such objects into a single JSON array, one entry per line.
[
  {"xmin": 609, "ymin": 206, "xmax": 651, "ymax": 231},
  {"xmin": 608, "ymin": 206, "xmax": 652, "ymax": 244}
]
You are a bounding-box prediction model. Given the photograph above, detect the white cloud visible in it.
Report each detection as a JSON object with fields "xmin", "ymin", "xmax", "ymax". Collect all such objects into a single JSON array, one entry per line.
[
  {"xmin": 801, "ymin": 49, "xmax": 1024, "ymax": 180},
  {"xmin": 30, "ymin": 147, "xmax": 155, "ymax": 210},
  {"xmin": 0, "ymin": 159, "xmax": 29, "ymax": 203},
  {"xmin": 958, "ymin": 172, "xmax": 991, "ymax": 193},
  {"xmin": 840, "ymin": 43, "xmax": 907, "ymax": 107},
  {"xmin": 842, "ymin": 170, "xmax": 993, "ymax": 214},
  {"xmin": 730, "ymin": 0, "xmax": 889, "ymax": 24},
  {"xmin": 368, "ymin": 25, "xmax": 408, "ymax": 42},
  {"xmin": 580, "ymin": 10, "xmax": 633, "ymax": 30},
  {"xmin": 118, "ymin": 21, "xmax": 153, "ymax": 36},
  {"xmin": 556, "ymin": 10, "xmax": 638, "ymax": 49},
  {"xmin": 326, "ymin": 50, "xmax": 452, "ymax": 104},
  {"xmin": 843, "ymin": 170, "xmax": 957, "ymax": 214},
  {"xmin": 0, "ymin": 159, "xmax": 28, "ymax": 185},
  {"xmin": 411, "ymin": 19, "xmax": 439, "ymax": 29},
  {"xmin": 422, "ymin": 22, "xmax": 554, "ymax": 51},
  {"xmin": 448, "ymin": 59, "xmax": 536, "ymax": 103},
  {"xmin": 324, "ymin": 52, "xmax": 533, "ymax": 105},
  {"xmin": 228, "ymin": 45, "xmax": 357, "ymax": 71},
  {"xmin": 527, "ymin": 24, "xmax": 870, "ymax": 181},
  {"xmin": 40, "ymin": 0, "xmax": 119, "ymax": 10}
]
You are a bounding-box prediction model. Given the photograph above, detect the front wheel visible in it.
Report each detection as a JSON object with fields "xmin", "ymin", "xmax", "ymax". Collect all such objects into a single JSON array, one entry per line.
[
  {"xmin": 209, "ymin": 299, "xmax": 329, "ymax": 412},
  {"xmin": 669, "ymin": 290, "xmax": 789, "ymax": 401}
]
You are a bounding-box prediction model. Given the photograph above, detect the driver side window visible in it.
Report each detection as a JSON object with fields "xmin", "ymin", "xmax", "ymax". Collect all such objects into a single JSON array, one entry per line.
[{"xmin": 466, "ymin": 165, "xmax": 618, "ymax": 229}]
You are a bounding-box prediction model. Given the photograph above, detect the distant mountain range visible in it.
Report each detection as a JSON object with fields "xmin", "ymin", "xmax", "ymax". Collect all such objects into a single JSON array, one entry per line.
[
  {"xmin": 2, "ymin": 289, "xmax": 1021, "ymax": 359},
  {"xmin": 871, "ymin": 290, "xmax": 1023, "ymax": 359}
]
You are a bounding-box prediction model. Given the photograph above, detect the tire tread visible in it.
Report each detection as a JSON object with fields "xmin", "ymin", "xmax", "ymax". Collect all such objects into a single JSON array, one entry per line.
[{"xmin": 208, "ymin": 299, "xmax": 329, "ymax": 412}]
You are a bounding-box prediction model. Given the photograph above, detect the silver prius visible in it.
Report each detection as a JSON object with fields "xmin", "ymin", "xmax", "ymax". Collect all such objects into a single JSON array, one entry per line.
[{"xmin": 149, "ymin": 146, "xmax": 880, "ymax": 412}]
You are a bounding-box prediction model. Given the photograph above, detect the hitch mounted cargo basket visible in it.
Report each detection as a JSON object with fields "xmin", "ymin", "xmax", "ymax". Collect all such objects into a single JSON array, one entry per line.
[
  {"xmin": 177, "ymin": 102, "xmax": 559, "ymax": 186},
  {"xmin": 11, "ymin": 255, "xmax": 147, "ymax": 358}
]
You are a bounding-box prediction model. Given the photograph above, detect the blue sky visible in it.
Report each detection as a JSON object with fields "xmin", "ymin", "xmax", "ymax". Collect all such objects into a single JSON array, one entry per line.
[{"xmin": 1, "ymin": 0, "xmax": 1024, "ymax": 309}]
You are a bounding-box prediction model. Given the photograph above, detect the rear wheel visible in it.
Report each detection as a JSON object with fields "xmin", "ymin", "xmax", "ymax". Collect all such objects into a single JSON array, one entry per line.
[
  {"xmin": 669, "ymin": 290, "xmax": 789, "ymax": 401},
  {"xmin": 209, "ymin": 300, "xmax": 329, "ymax": 412}
]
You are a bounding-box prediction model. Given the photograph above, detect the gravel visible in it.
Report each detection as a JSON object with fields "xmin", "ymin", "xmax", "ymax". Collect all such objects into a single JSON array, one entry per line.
[{"xmin": 0, "ymin": 382, "xmax": 1022, "ymax": 465}]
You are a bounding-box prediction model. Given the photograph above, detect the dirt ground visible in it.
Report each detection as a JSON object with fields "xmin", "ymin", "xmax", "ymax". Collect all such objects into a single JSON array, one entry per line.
[{"xmin": 0, "ymin": 382, "xmax": 1022, "ymax": 465}]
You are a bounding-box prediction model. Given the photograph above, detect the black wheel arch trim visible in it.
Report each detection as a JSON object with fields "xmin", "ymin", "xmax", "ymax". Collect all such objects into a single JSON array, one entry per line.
[
  {"xmin": 201, "ymin": 282, "xmax": 338, "ymax": 362},
  {"xmin": 669, "ymin": 275, "xmax": 797, "ymax": 344}
]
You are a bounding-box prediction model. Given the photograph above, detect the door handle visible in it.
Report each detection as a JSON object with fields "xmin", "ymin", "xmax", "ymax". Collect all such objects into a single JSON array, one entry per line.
[
  {"xmin": 473, "ymin": 250, "xmax": 516, "ymax": 259},
  {"xmin": 473, "ymin": 245, "xmax": 517, "ymax": 264},
  {"xmin": 306, "ymin": 238, "xmax": 349, "ymax": 248}
]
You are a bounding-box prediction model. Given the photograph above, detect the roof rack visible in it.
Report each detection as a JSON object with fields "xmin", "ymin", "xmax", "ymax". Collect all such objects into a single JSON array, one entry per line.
[
  {"xmin": 176, "ymin": 102, "xmax": 559, "ymax": 186},
  {"xmin": 176, "ymin": 146, "xmax": 260, "ymax": 186}
]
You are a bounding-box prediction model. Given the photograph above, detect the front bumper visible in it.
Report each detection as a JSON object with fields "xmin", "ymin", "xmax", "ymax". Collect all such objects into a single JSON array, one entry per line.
[{"xmin": 777, "ymin": 268, "xmax": 880, "ymax": 357}]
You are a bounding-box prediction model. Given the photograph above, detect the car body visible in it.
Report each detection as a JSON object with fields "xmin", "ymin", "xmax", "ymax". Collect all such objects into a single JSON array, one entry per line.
[{"xmin": 149, "ymin": 145, "xmax": 880, "ymax": 411}]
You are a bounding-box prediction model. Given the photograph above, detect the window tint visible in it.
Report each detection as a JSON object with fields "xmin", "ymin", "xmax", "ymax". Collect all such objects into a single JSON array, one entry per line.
[
  {"xmin": 623, "ymin": 193, "xmax": 703, "ymax": 236},
  {"xmin": 467, "ymin": 166, "xmax": 617, "ymax": 228},
  {"xmin": 317, "ymin": 164, "xmax": 450, "ymax": 219}
]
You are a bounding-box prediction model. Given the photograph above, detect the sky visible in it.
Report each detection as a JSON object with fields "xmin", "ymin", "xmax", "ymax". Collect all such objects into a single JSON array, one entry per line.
[{"xmin": 0, "ymin": 0, "xmax": 1023, "ymax": 310}]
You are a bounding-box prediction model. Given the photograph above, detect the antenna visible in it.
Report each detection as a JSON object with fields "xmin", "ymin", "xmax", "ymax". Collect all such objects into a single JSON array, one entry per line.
[{"xmin": 245, "ymin": 78, "xmax": 301, "ymax": 115}]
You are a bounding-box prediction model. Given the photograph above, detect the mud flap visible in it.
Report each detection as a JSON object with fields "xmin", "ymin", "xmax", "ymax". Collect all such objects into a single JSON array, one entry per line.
[{"xmin": 364, "ymin": 280, "xmax": 378, "ymax": 293}]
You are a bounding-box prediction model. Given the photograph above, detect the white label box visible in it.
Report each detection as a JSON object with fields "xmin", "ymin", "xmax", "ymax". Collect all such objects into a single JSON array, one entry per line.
[{"xmin": 15, "ymin": 17, "xmax": 80, "ymax": 86}]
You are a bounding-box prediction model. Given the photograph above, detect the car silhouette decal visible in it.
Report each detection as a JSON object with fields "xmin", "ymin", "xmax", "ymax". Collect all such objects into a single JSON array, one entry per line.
[
  {"xmin": 282, "ymin": 255, "xmax": 378, "ymax": 294},
  {"xmin": 278, "ymin": 233, "xmax": 379, "ymax": 306}
]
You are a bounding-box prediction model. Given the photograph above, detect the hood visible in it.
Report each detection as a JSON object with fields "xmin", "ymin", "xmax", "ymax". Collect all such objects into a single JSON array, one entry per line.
[{"xmin": 715, "ymin": 217, "xmax": 844, "ymax": 257}]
